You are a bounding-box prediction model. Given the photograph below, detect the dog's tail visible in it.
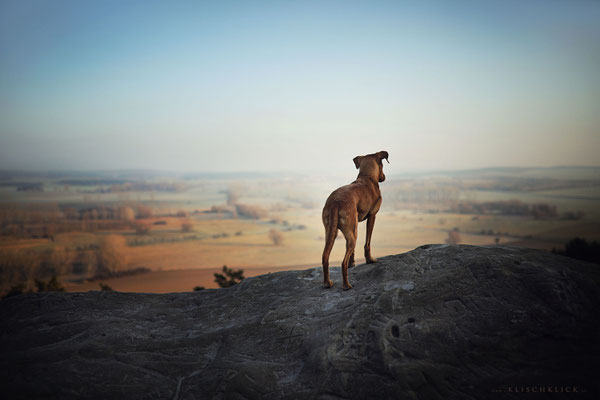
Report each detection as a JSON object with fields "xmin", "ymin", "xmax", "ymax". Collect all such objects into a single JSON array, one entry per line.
[{"xmin": 322, "ymin": 207, "xmax": 338, "ymax": 268}]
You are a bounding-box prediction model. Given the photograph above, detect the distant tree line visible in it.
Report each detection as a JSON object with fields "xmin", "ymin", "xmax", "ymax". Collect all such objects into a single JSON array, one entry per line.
[
  {"xmin": 450, "ymin": 201, "xmax": 562, "ymax": 219},
  {"xmin": 0, "ymin": 203, "xmax": 157, "ymax": 237},
  {"xmin": 0, "ymin": 181, "xmax": 44, "ymax": 192},
  {"xmin": 207, "ymin": 203, "xmax": 268, "ymax": 219},
  {"xmin": 0, "ymin": 234, "xmax": 146, "ymax": 298},
  {"xmin": 75, "ymin": 182, "xmax": 185, "ymax": 193}
]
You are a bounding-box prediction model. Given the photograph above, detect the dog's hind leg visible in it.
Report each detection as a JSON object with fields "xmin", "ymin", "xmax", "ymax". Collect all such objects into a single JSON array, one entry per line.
[
  {"xmin": 321, "ymin": 209, "xmax": 338, "ymax": 288},
  {"xmin": 341, "ymin": 216, "xmax": 357, "ymax": 290}
]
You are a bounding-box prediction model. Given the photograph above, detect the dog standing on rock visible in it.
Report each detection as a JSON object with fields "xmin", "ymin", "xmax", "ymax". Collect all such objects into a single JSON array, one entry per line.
[{"xmin": 321, "ymin": 151, "xmax": 389, "ymax": 290}]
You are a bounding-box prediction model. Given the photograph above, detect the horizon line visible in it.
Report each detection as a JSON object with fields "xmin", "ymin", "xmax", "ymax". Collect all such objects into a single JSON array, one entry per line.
[{"xmin": 1, "ymin": 165, "xmax": 599, "ymax": 179}]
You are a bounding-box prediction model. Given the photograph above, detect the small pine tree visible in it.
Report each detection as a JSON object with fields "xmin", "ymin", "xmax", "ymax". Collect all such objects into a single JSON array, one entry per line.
[
  {"xmin": 34, "ymin": 279, "xmax": 47, "ymax": 292},
  {"xmin": 35, "ymin": 275, "xmax": 65, "ymax": 292},
  {"xmin": 214, "ymin": 265, "xmax": 245, "ymax": 288},
  {"xmin": 99, "ymin": 282, "xmax": 114, "ymax": 291},
  {"xmin": 47, "ymin": 275, "xmax": 65, "ymax": 292}
]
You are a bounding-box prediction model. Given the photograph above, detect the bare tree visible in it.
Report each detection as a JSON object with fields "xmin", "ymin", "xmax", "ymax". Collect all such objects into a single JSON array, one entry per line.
[
  {"xmin": 42, "ymin": 245, "xmax": 72, "ymax": 276},
  {"xmin": 445, "ymin": 227, "xmax": 461, "ymax": 245},
  {"xmin": 119, "ymin": 206, "xmax": 135, "ymax": 223},
  {"xmin": 226, "ymin": 185, "xmax": 242, "ymax": 205},
  {"xmin": 268, "ymin": 229, "xmax": 284, "ymax": 246},
  {"xmin": 133, "ymin": 221, "xmax": 150, "ymax": 235},
  {"xmin": 235, "ymin": 204, "xmax": 267, "ymax": 219},
  {"xmin": 96, "ymin": 235, "xmax": 128, "ymax": 276},
  {"xmin": 136, "ymin": 205, "xmax": 153, "ymax": 219},
  {"xmin": 181, "ymin": 220, "xmax": 193, "ymax": 232},
  {"xmin": 0, "ymin": 248, "xmax": 39, "ymax": 294}
]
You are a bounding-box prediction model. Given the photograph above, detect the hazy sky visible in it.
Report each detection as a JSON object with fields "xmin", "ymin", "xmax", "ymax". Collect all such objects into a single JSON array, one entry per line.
[{"xmin": 1, "ymin": 0, "xmax": 599, "ymax": 174}]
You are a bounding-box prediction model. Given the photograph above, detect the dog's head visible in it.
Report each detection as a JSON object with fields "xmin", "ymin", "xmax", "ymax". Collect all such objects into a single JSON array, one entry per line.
[{"xmin": 353, "ymin": 151, "xmax": 389, "ymax": 182}]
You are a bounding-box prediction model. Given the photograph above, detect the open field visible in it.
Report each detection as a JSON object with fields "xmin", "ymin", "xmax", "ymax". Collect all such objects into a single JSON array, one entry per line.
[
  {"xmin": 1, "ymin": 167, "xmax": 599, "ymax": 295},
  {"xmin": 63, "ymin": 265, "xmax": 310, "ymax": 292}
]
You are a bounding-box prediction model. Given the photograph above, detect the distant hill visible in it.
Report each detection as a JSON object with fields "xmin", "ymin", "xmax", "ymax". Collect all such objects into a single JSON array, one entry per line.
[
  {"xmin": 1, "ymin": 165, "xmax": 599, "ymax": 183},
  {"xmin": 389, "ymin": 166, "xmax": 600, "ymax": 181}
]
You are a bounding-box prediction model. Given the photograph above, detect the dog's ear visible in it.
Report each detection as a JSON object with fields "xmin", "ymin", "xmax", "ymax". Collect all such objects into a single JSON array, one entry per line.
[
  {"xmin": 377, "ymin": 151, "xmax": 389, "ymax": 163},
  {"xmin": 353, "ymin": 156, "xmax": 364, "ymax": 169}
]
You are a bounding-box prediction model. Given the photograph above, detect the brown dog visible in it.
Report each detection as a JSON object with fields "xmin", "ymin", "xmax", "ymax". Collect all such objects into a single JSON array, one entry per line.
[{"xmin": 321, "ymin": 151, "xmax": 389, "ymax": 290}]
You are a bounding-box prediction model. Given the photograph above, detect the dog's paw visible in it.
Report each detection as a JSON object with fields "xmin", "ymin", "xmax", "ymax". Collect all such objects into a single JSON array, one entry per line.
[
  {"xmin": 349, "ymin": 262, "xmax": 356, "ymax": 269},
  {"xmin": 366, "ymin": 257, "xmax": 377, "ymax": 264},
  {"xmin": 343, "ymin": 283, "xmax": 353, "ymax": 290},
  {"xmin": 324, "ymin": 280, "xmax": 333, "ymax": 289}
]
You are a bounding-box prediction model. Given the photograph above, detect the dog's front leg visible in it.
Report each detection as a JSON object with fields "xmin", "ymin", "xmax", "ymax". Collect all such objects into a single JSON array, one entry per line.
[{"xmin": 364, "ymin": 214, "xmax": 377, "ymax": 263}]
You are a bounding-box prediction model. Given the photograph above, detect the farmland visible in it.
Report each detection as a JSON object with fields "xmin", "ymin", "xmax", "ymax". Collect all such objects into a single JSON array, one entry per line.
[{"xmin": 1, "ymin": 167, "xmax": 599, "ymax": 294}]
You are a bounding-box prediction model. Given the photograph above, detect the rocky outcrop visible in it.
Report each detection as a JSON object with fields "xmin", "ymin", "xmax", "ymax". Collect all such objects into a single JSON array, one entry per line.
[{"xmin": 1, "ymin": 245, "xmax": 599, "ymax": 399}]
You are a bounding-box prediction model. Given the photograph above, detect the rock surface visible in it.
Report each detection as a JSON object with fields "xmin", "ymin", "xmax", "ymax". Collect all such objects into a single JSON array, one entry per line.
[{"xmin": 1, "ymin": 245, "xmax": 599, "ymax": 399}]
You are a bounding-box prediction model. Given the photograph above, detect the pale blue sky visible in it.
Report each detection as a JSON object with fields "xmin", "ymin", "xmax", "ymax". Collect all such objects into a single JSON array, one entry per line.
[{"xmin": 1, "ymin": 0, "xmax": 599, "ymax": 174}]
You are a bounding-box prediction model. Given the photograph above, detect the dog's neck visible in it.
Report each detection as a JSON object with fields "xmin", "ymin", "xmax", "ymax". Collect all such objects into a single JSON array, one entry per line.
[{"xmin": 355, "ymin": 173, "xmax": 380, "ymax": 188}]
